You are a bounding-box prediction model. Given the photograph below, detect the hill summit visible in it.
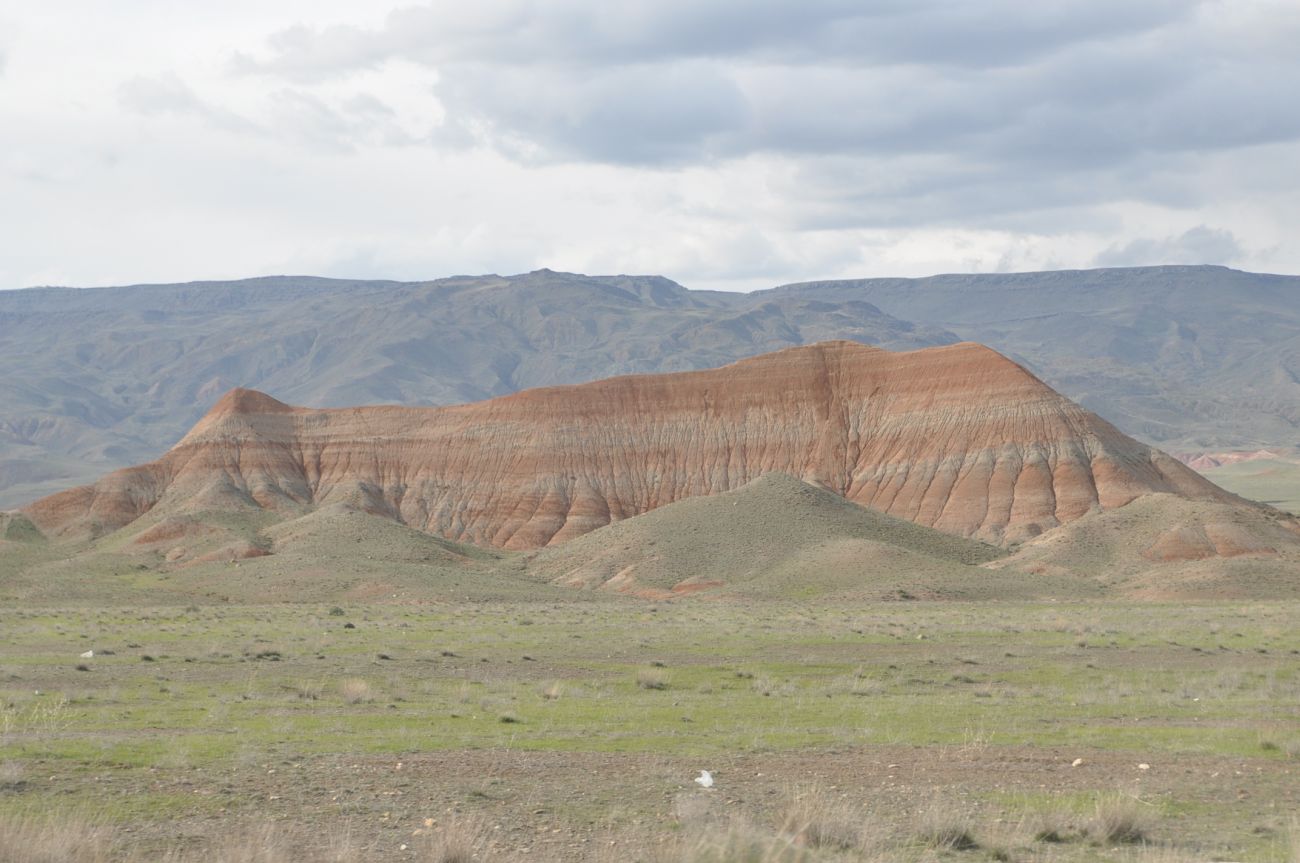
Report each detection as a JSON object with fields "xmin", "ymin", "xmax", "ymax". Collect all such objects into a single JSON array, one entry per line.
[{"xmin": 23, "ymin": 340, "xmax": 1231, "ymax": 549}]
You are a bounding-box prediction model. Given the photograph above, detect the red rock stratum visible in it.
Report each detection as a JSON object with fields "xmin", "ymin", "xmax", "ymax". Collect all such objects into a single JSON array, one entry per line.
[{"xmin": 23, "ymin": 341, "xmax": 1232, "ymax": 548}]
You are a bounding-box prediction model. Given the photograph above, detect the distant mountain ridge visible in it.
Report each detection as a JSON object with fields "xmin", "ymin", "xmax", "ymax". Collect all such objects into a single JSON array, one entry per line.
[{"xmin": 2, "ymin": 265, "xmax": 1297, "ymax": 507}]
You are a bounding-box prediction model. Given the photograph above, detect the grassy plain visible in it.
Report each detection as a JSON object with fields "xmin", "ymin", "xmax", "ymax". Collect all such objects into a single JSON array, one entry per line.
[
  {"xmin": 1198, "ymin": 457, "xmax": 1300, "ymax": 516},
  {"xmin": 1, "ymin": 599, "xmax": 1298, "ymax": 861}
]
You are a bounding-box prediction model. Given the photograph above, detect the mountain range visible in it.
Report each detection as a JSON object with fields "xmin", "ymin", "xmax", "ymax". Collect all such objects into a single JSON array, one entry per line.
[{"xmin": 1, "ymin": 265, "xmax": 1297, "ymax": 508}]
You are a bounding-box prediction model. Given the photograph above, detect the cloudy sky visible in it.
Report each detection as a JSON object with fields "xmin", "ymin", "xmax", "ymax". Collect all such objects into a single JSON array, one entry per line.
[{"xmin": 2, "ymin": 1, "xmax": 1298, "ymax": 291}]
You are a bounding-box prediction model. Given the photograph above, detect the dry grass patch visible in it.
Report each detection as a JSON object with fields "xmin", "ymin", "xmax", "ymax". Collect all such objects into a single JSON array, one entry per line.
[
  {"xmin": 415, "ymin": 813, "xmax": 493, "ymax": 863},
  {"xmin": 1089, "ymin": 792, "xmax": 1152, "ymax": 845},
  {"xmin": 338, "ymin": 677, "xmax": 373, "ymax": 704},
  {"xmin": 913, "ymin": 802, "xmax": 979, "ymax": 851},
  {"xmin": 291, "ymin": 679, "xmax": 324, "ymax": 701},
  {"xmin": 667, "ymin": 819, "xmax": 811, "ymax": 863},
  {"xmin": 0, "ymin": 812, "xmax": 112, "ymax": 863},
  {"xmin": 778, "ymin": 784, "xmax": 875, "ymax": 853},
  {"xmin": 1023, "ymin": 804, "xmax": 1081, "ymax": 845},
  {"xmin": 637, "ymin": 667, "xmax": 669, "ymax": 690}
]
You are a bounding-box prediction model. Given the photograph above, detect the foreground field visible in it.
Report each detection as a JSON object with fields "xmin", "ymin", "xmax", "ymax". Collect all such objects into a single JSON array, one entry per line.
[{"xmin": 1, "ymin": 600, "xmax": 1298, "ymax": 862}]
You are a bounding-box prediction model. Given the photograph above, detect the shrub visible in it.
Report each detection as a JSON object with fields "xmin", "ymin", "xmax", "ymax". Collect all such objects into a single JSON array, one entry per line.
[
  {"xmin": 417, "ymin": 814, "xmax": 492, "ymax": 863},
  {"xmin": 338, "ymin": 678, "xmax": 373, "ymax": 704},
  {"xmin": 779, "ymin": 785, "xmax": 872, "ymax": 852},
  {"xmin": 637, "ymin": 668, "xmax": 669, "ymax": 690},
  {"xmin": 914, "ymin": 803, "xmax": 979, "ymax": 851},
  {"xmin": 1089, "ymin": 793, "xmax": 1151, "ymax": 845}
]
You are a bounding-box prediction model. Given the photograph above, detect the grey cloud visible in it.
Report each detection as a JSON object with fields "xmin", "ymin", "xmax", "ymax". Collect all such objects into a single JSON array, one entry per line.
[
  {"xmin": 222, "ymin": 0, "xmax": 1300, "ymax": 238},
  {"xmin": 238, "ymin": 0, "xmax": 1191, "ymax": 76},
  {"xmin": 435, "ymin": 61, "xmax": 749, "ymax": 164},
  {"xmin": 1095, "ymin": 226, "xmax": 1244, "ymax": 268},
  {"xmin": 765, "ymin": 141, "xmax": 1225, "ymax": 235},
  {"xmin": 233, "ymin": 1, "xmax": 1292, "ymax": 173}
]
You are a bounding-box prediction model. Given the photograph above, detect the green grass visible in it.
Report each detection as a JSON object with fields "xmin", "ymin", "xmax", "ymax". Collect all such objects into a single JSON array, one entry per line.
[
  {"xmin": 3, "ymin": 602, "xmax": 1298, "ymax": 764},
  {"xmin": 1, "ymin": 600, "xmax": 1298, "ymax": 860},
  {"xmin": 1198, "ymin": 457, "xmax": 1300, "ymax": 514}
]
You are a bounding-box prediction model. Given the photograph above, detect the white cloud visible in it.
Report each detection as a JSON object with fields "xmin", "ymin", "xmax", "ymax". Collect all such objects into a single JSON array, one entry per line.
[{"xmin": 0, "ymin": 0, "xmax": 1298, "ymax": 292}]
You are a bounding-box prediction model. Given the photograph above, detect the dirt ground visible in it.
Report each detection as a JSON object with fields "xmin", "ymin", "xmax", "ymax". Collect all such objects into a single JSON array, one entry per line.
[{"xmin": 2, "ymin": 600, "xmax": 1298, "ymax": 861}]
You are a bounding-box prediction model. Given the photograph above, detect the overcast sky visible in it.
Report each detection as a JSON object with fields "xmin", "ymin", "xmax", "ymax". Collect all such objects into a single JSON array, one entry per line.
[{"xmin": 2, "ymin": 1, "xmax": 1298, "ymax": 291}]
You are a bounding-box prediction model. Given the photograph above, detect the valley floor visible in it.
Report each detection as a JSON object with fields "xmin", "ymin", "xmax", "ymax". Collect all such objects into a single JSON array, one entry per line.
[{"xmin": 1, "ymin": 599, "xmax": 1297, "ymax": 862}]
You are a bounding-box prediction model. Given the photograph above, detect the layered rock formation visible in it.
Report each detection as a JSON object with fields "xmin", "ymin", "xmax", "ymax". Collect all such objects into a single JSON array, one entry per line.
[{"xmin": 24, "ymin": 341, "xmax": 1233, "ymax": 548}]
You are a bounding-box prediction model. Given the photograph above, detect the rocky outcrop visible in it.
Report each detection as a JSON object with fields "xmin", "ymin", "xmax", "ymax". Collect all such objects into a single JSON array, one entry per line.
[{"xmin": 23, "ymin": 341, "xmax": 1233, "ymax": 548}]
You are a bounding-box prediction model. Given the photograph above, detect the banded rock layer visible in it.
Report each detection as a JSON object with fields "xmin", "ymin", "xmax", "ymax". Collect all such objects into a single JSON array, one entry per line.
[{"xmin": 24, "ymin": 341, "xmax": 1231, "ymax": 548}]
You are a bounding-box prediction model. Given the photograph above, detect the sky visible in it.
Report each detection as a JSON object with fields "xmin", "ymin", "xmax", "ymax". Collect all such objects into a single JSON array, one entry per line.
[{"xmin": 2, "ymin": 1, "xmax": 1298, "ymax": 292}]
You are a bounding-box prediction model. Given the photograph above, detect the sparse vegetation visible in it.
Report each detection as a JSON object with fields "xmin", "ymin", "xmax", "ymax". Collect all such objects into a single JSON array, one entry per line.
[
  {"xmin": 1089, "ymin": 792, "xmax": 1152, "ymax": 845},
  {"xmin": 0, "ymin": 601, "xmax": 1294, "ymax": 860},
  {"xmin": 637, "ymin": 667, "xmax": 669, "ymax": 690},
  {"xmin": 1024, "ymin": 804, "xmax": 1078, "ymax": 844},
  {"xmin": 913, "ymin": 802, "xmax": 979, "ymax": 851},
  {"xmin": 338, "ymin": 677, "xmax": 373, "ymax": 704},
  {"xmin": 417, "ymin": 814, "xmax": 492, "ymax": 863},
  {"xmin": 0, "ymin": 811, "xmax": 112, "ymax": 863},
  {"xmin": 779, "ymin": 785, "xmax": 872, "ymax": 852}
]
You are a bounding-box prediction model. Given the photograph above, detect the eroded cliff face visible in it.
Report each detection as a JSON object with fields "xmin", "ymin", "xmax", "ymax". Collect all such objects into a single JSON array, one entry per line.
[{"xmin": 24, "ymin": 341, "xmax": 1230, "ymax": 548}]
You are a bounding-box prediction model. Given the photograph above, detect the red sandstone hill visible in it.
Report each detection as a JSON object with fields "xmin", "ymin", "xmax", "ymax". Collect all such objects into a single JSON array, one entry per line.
[{"xmin": 23, "ymin": 341, "xmax": 1236, "ymax": 549}]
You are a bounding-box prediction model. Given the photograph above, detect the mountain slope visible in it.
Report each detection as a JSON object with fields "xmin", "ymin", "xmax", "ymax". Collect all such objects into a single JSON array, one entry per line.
[
  {"xmin": 22, "ymin": 341, "xmax": 1232, "ymax": 550},
  {"xmin": 0, "ymin": 271, "xmax": 953, "ymax": 507},
  {"xmin": 770, "ymin": 265, "xmax": 1300, "ymax": 450}
]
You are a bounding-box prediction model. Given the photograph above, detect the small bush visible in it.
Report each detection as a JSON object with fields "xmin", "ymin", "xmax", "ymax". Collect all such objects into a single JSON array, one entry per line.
[
  {"xmin": 1089, "ymin": 793, "xmax": 1151, "ymax": 845},
  {"xmin": 292, "ymin": 680, "xmax": 323, "ymax": 701},
  {"xmin": 339, "ymin": 678, "xmax": 373, "ymax": 704},
  {"xmin": 1024, "ymin": 806, "xmax": 1078, "ymax": 844},
  {"xmin": 779, "ymin": 785, "xmax": 871, "ymax": 852},
  {"xmin": 418, "ymin": 813, "xmax": 492, "ymax": 863},
  {"xmin": 637, "ymin": 668, "xmax": 669, "ymax": 690},
  {"xmin": 914, "ymin": 804, "xmax": 979, "ymax": 851},
  {"xmin": 327, "ymin": 607, "xmax": 345, "ymax": 616}
]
